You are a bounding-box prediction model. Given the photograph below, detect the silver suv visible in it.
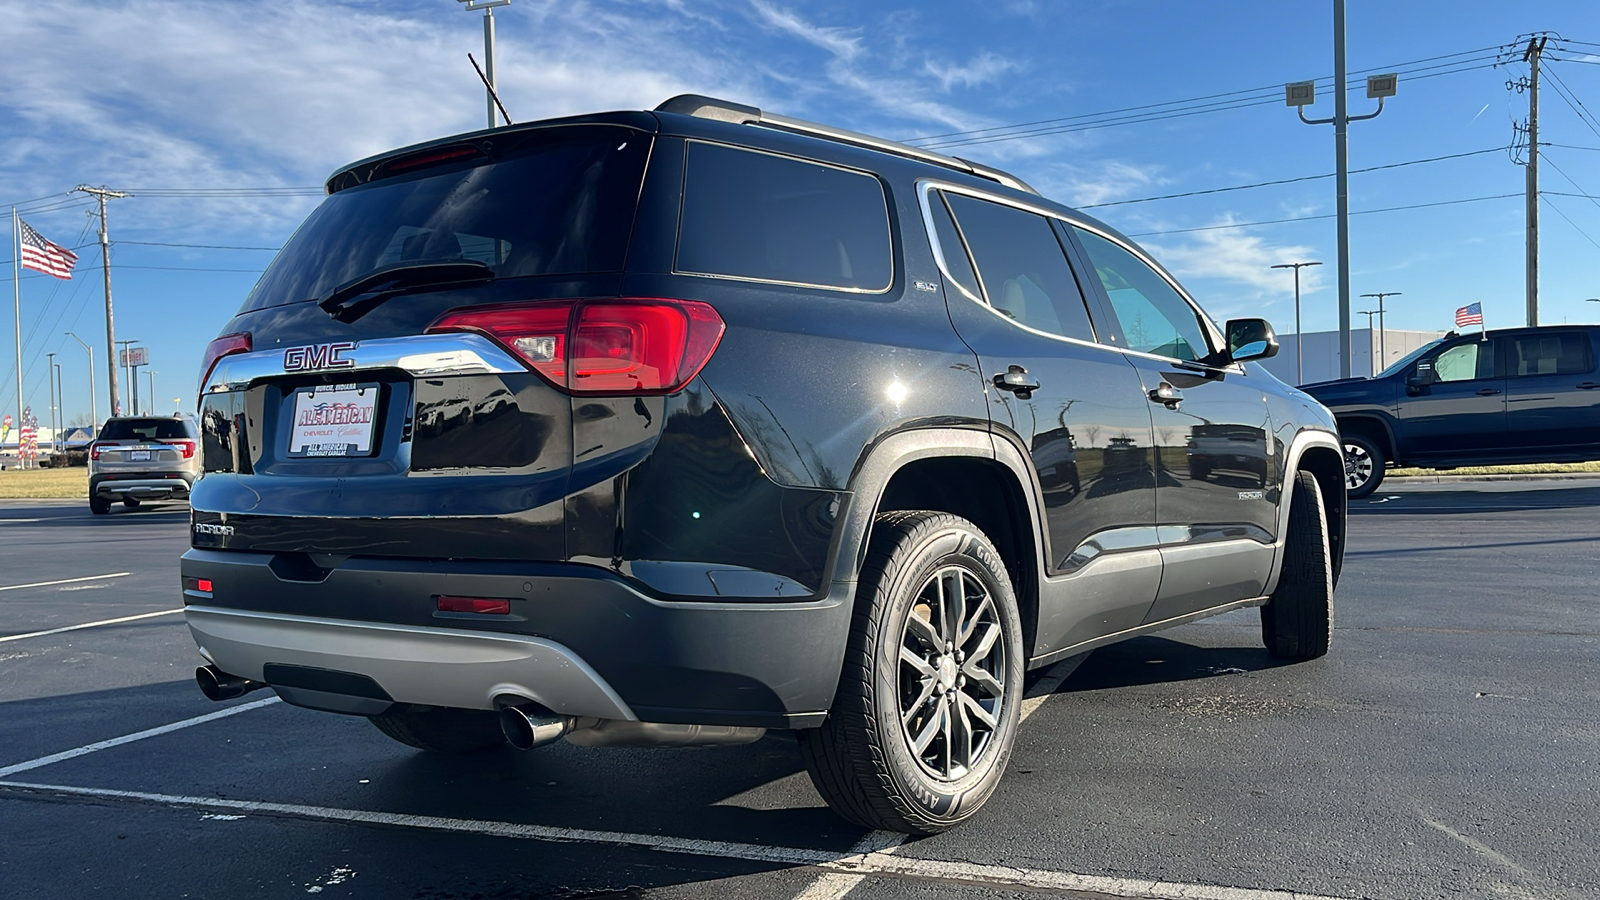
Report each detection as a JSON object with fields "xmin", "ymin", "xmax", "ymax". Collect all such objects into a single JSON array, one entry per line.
[{"xmin": 88, "ymin": 416, "xmax": 201, "ymax": 514}]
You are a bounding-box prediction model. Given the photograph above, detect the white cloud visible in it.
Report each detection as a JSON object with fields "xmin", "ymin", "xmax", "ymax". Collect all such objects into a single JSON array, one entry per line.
[
  {"xmin": 1143, "ymin": 220, "xmax": 1324, "ymax": 311},
  {"xmin": 925, "ymin": 53, "xmax": 1018, "ymax": 92},
  {"xmin": 747, "ymin": 0, "xmax": 863, "ymax": 61}
]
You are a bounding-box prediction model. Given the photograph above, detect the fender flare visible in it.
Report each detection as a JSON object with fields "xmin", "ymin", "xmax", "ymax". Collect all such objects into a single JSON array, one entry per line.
[
  {"xmin": 1264, "ymin": 426, "xmax": 1346, "ymax": 595},
  {"xmin": 1334, "ymin": 412, "xmax": 1399, "ymax": 461},
  {"xmin": 830, "ymin": 427, "xmax": 1051, "ymax": 590}
]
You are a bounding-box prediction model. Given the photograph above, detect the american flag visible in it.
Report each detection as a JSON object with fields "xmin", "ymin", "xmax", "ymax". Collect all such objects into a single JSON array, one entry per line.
[
  {"xmin": 1455, "ymin": 302, "xmax": 1483, "ymax": 327},
  {"xmin": 18, "ymin": 219, "xmax": 79, "ymax": 279}
]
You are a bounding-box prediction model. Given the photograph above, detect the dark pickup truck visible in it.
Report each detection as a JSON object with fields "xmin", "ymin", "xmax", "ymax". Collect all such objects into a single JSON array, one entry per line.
[{"xmin": 1301, "ymin": 325, "xmax": 1600, "ymax": 496}]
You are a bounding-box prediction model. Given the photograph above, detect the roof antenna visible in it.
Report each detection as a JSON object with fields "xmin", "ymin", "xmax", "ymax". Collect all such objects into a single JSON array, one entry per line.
[{"xmin": 469, "ymin": 53, "xmax": 513, "ymax": 126}]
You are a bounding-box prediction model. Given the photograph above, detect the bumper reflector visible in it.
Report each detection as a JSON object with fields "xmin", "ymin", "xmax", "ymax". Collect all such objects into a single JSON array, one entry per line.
[{"xmin": 436, "ymin": 595, "xmax": 511, "ymax": 615}]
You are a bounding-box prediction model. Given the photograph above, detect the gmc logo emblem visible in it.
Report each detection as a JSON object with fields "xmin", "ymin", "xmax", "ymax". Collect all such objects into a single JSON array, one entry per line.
[{"xmin": 284, "ymin": 342, "xmax": 356, "ymax": 371}]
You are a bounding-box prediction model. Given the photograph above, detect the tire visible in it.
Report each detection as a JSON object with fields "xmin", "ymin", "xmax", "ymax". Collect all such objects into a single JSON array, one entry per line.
[
  {"xmin": 89, "ymin": 496, "xmax": 111, "ymax": 515},
  {"xmin": 797, "ymin": 511, "xmax": 1024, "ymax": 834},
  {"xmin": 1342, "ymin": 433, "xmax": 1385, "ymax": 499},
  {"xmin": 368, "ymin": 708, "xmax": 507, "ymax": 754},
  {"xmin": 1261, "ymin": 471, "xmax": 1334, "ymax": 660},
  {"xmin": 123, "ymin": 498, "xmax": 142, "ymax": 510}
]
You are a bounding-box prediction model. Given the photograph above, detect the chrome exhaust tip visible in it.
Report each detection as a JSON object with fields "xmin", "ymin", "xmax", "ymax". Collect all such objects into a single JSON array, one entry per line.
[
  {"xmin": 498, "ymin": 703, "xmax": 572, "ymax": 750},
  {"xmin": 195, "ymin": 664, "xmax": 266, "ymax": 702}
]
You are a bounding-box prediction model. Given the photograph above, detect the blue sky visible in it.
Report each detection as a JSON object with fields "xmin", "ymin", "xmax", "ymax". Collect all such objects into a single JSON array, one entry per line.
[{"xmin": 4, "ymin": 0, "xmax": 1600, "ymax": 423}]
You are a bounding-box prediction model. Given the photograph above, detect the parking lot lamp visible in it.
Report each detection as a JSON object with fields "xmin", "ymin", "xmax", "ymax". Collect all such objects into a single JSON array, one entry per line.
[
  {"xmin": 146, "ymin": 370, "xmax": 158, "ymax": 414},
  {"xmin": 1359, "ymin": 291, "xmax": 1401, "ymax": 372},
  {"xmin": 456, "ymin": 0, "xmax": 511, "ymax": 130},
  {"xmin": 66, "ymin": 332, "xmax": 96, "ymax": 432},
  {"xmin": 1271, "ymin": 261, "xmax": 1322, "ymax": 384}
]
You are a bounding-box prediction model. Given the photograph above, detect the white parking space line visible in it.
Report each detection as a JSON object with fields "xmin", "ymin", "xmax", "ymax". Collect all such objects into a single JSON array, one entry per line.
[
  {"xmin": 0, "ymin": 608, "xmax": 184, "ymax": 644},
  {"xmin": 0, "ymin": 572, "xmax": 131, "ymax": 592},
  {"xmin": 0, "ymin": 779, "xmax": 1360, "ymax": 900},
  {"xmin": 0, "ymin": 697, "xmax": 281, "ymax": 778},
  {"xmin": 790, "ymin": 657, "xmax": 1084, "ymax": 900}
]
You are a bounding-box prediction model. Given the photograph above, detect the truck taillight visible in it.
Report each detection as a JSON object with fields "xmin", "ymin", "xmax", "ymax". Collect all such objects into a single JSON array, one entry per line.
[
  {"xmin": 427, "ymin": 299, "xmax": 725, "ymax": 395},
  {"xmin": 198, "ymin": 332, "xmax": 252, "ymax": 396}
]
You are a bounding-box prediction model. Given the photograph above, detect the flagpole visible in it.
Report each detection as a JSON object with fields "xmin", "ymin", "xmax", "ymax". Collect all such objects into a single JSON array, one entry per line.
[{"xmin": 12, "ymin": 206, "xmax": 23, "ymax": 468}]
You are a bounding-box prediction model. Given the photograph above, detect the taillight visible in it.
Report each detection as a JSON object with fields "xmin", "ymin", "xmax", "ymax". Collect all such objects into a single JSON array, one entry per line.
[
  {"xmin": 89, "ymin": 442, "xmax": 107, "ymax": 461},
  {"xmin": 427, "ymin": 299, "xmax": 725, "ymax": 395},
  {"xmin": 164, "ymin": 439, "xmax": 197, "ymax": 459},
  {"xmin": 198, "ymin": 332, "xmax": 252, "ymax": 394}
]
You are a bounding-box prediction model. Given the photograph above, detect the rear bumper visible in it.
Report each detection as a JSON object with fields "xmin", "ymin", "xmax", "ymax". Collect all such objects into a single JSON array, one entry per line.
[
  {"xmin": 181, "ymin": 549, "xmax": 853, "ymax": 729},
  {"xmin": 92, "ymin": 473, "xmax": 194, "ymax": 500}
]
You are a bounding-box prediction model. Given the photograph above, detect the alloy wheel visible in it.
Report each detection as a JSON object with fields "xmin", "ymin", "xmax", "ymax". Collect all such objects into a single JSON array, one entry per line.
[
  {"xmin": 1344, "ymin": 442, "xmax": 1373, "ymax": 491},
  {"xmin": 897, "ymin": 564, "xmax": 1007, "ymax": 781}
]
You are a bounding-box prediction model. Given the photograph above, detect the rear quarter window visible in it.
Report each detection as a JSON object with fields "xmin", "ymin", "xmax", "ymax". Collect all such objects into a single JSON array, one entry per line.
[{"xmin": 675, "ymin": 142, "xmax": 893, "ymax": 292}]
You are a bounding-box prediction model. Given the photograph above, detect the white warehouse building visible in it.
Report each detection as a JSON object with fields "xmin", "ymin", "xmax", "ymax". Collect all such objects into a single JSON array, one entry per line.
[{"xmin": 1257, "ymin": 327, "xmax": 1446, "ymax": 387}]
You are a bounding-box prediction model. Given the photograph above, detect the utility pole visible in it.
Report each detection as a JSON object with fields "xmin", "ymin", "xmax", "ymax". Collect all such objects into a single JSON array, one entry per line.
[
  {"xmin": 1285, "ymin": 0, "xmax": 1397, "ymax": 379},
  {"xmin": 146, "ymin": 370, "xmax": 158, "ymax": 414},
  {"xmin": 54, "ymin": 361, "xmax": 63, "ymax": 446},
  {"xmin": 67, "ymin": 332, "xmax": 96, "ymax": 432},
  {"xmin": 1271, "ymin": 261, "xmax": 1323, "ymax": 384},
  {"xmin": 1359, "ymin": 291, "xmax": 1401, "ymax": 371},
  {"xmin": 1523, "ymin": 36, "xmax": 1547, "ymax": 326},
  {"xmin": 74, "ymin": 186, "xmax": 128, "ymax": 417}
]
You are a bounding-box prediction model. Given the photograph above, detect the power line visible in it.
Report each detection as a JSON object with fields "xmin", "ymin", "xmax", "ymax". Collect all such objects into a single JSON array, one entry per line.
[
  {"xmin": 1541, "ymin": 194, "xmax": 1600, "ymax": 254},
  {"xmin": 116, "ymin": 240, "xmax": 281, "ymax": 251},
  {"xmin": 1080, "ymin": 146, "xmax": 1508, "ymax": 209},
  {"xmin": 1125, "ymin": 193, "xmax": 1521, "ymax": 237},
  {"xmin": 1540, "ymin": 153, "xmax": 1600, "ymax": 214},
  {"xmin": 1543, "ymin": 66, "xmax": 1600, "ymax": 140}
]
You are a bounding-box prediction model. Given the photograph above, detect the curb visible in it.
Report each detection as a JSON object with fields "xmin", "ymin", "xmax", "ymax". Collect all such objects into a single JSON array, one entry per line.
[{"xmin": 1386, "ymin": 472, "xmax": 1600, "ymax": 483}]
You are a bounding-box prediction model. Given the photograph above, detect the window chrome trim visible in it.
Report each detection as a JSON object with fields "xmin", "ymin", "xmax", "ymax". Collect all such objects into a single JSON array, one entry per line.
[
  {"xmin": 201, "ymin": 332, "xmax": 528, "ymax": 394},
  {"xmin": 917, "ymin": 179, "xmax": 1242, "ymax": 375},
  {"xmin": 673, "ymin": 140, "xmax": 896, "ymax": 295}
]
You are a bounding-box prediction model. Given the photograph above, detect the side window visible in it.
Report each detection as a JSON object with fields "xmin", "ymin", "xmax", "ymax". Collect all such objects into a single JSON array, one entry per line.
[
  {"xmin": 927, "ymin": 192, "xmax": 981, "ymax": 302},
  {"xmin": 1072, "ymin": 227, "xmax": 1213, "ymax": 363},
  {"xmin": 1509, "ymin": 332, "xmax": 1593, "ymax": 377},
  {"xmin": 1431, "ymin": 342, "xmax": 1492, "ymax": 383},
  {"xmin": 942, "ymin": 193, "xmax": 1096, "ymax": 342},
  {"xmin": 676, "ymin": 142, "xmax": 892, "ymax": 291}
]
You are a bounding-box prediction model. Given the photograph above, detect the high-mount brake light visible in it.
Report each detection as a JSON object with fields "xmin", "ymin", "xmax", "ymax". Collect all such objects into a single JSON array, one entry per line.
[
  {"xmin": 386, "ymin": 146, "xmax": 484, "ymax": 174},
  {"xmin": 427, "ymin": 299, "xmax": 725, "ymax": 395},
  {"xmin": 198, "ymin": 332, "xmax": 252, "ymax": 394}
]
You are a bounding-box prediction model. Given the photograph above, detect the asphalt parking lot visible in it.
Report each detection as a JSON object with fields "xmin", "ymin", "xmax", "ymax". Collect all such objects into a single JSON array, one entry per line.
[{"xmin": 2, "ymin": 480, "xmax": 1598, "ymax": 900}]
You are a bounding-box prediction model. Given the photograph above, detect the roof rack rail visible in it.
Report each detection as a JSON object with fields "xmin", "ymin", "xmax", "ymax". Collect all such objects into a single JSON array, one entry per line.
[{"xmin": 655, "ymin": 94, "xmax": 1038, "ymax": 196}]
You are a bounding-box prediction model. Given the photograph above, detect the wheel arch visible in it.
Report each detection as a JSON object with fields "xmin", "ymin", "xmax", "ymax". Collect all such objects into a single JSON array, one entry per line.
[
  {"xmin": 1265, "ymin": 429, "xmax": 1347, "ymax": 593},
  {"xmin": 1336, "ymin": 413, "xmax": 1398, "ymax": 464},
  {"xmin": 836, "ymin": 428, "xmax": 1047, "ymax": 659}
]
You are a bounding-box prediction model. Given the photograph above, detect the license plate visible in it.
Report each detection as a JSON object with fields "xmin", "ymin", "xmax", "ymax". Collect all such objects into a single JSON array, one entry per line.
[
  {"xmin": 288, "ymin": 384, "xmax": 379, "ymax": 457},
  {"xmin": 128, "ymin": 449, "xmax": 151, "ymax": 461}
]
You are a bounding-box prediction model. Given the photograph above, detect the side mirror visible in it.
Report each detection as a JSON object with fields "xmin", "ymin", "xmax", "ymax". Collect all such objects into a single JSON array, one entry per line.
[
  {"xmin": 1224, "ymin": 318, "xmax": 1279, "ymax": 363},
  {"xmin": 1406, "ymin": 365, "xmax": 1435, "ymax": 389}
]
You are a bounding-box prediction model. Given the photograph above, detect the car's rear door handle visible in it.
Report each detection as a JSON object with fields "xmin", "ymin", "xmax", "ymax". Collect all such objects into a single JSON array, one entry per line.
[
  {"xmin": 1578, "ymin": 382, "xmax": 1600, "ymax": 390},
  {"xmin": 1476, "ymin": 388, "xmax": 1502, "ymax": 396},
  {"xmin": 1148, "ymin": 382, "xmax": 1183, "ymax": 409},
  {"xmin": 992, "ymin": 365, "xmax": 1039, "ymax": 399}
]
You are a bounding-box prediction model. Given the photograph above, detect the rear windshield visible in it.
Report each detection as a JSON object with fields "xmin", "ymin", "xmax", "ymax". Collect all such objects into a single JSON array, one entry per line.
[
  {"xmin": 241, "ymin": 125, "xmax": 651, "ymax": 312},
  {"xmin": 99, "ymin": 418, "xmax": 196, "ymax": 440}
]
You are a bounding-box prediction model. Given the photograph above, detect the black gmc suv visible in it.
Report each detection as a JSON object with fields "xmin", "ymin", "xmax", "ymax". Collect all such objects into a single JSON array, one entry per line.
[
  {"xmin": 1301, "ymin": 325, "xmax": 1600, "ymax": 497},
  {"xmin": 184, "ymin": 95, "xmax": 1346, "ymax": 834}
]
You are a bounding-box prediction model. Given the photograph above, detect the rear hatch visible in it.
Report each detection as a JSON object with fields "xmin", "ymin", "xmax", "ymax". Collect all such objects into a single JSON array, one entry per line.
[
  {"xmin": 91, "ymin": 418, "xmax": 198, "ymax": 475},
  {"xmin": 192, "ymin": 116, "xmax": 661, "ymax": 561}
]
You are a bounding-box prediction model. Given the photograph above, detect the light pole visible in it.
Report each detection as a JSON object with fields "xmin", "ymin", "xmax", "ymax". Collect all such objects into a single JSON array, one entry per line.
[
  {"xmin": 1359, "ymin": 291, "xmax": 1401, "ymax": 372},
  {"xmin": 1285, "ymin": 0, "xmax": 1398, "ymax": 379},
  {"xmin": 145, "ymin": 370, "xmax": 158, "ymax": 413},
  {"xmin": 1357, "ymin": 310, "xmax": 1379, "ymax": 375},
  {"xmin": 54, "ymin": 361, "xmax": 63, "ymax": 445},
  {"xmin": 66, "ymin": 332, "xmax": 96, "ymax": 432},
  {"xmin": 456, "ymin": 0, "xmax": 512, "ymax": 130},
  {"xmin": 46, "ymin": 351, "xmax": 57, "ymax": 454},
  {"xmin": 1271, "ymin": 260, "xmax": 1322, "ymax": 384},
  {"xmin": 115, "ymin": 340, "xmax": 138, "ymax": 417}
]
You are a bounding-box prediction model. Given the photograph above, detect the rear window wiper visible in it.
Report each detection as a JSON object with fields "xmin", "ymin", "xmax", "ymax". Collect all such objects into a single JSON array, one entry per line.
[{"xmin": 317, "ymin": 260, "xmax": 494, "ymax": 321}]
